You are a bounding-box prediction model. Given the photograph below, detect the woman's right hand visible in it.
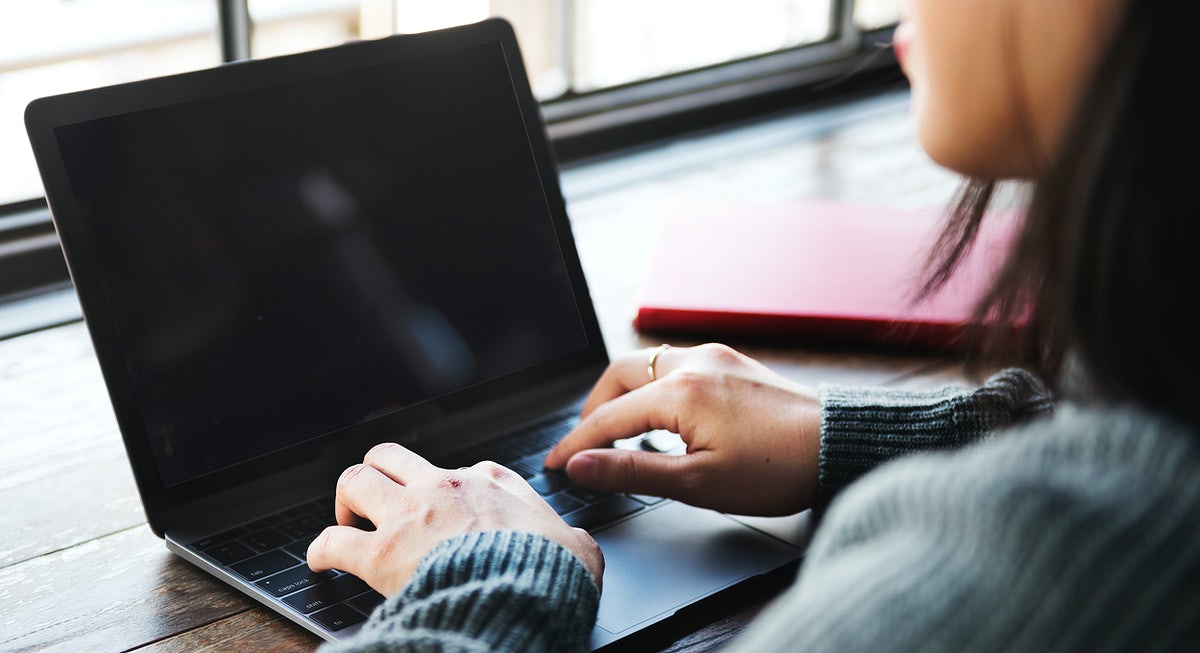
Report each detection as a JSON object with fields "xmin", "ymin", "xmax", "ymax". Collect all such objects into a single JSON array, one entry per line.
[{"xmin": 544, "ymin": 343, "xmax": 821, "ymax": 516}]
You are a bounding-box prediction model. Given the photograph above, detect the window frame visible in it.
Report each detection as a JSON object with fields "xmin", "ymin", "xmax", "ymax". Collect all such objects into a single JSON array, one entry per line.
[{"xmin": 0, "ymin": 0, "xmax": 900, "ymax": 328}]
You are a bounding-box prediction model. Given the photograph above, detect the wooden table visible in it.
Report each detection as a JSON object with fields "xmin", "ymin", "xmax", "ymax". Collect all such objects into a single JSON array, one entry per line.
[{"xmin": 0, "ymin": 91, "xmax": 971, "ymax": 652}]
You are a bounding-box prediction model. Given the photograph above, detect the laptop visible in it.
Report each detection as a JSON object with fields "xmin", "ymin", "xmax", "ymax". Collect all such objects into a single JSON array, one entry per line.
[{"xmin": 24, "ymin": 18, "xmax": 804, "ymax": 649}]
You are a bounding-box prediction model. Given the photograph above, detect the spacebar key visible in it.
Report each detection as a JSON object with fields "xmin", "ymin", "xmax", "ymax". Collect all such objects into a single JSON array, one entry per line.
[{"xmin": 564, "ymin": 496, "xmax": 644, "ymax": 531}]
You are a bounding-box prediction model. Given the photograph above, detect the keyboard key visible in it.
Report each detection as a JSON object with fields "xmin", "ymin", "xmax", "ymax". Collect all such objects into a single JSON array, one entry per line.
[
  {"xmin": 495, "ymin": 444, "xmax": 527, "ymax": 463},
  {"xmin": 193, "ymin": 527, "xmax": 248, "ymax": 551},
  {"xmin": 349, "ymin": 590, "xmax": 386, "ymax": 614},
  {"xmin": 281, "ymin": 505, "xmax": 309, "ymax": 520},
  {"xmin": 256, "ymin": 565, "xmax": 337, "ymax": 597},
  {"xmin": 279, "ymin": 516, "xmax": 324, "ymax": 539},
  {"xmin": 302, "ymin": 498, "xmax": 330, "ymax": 513},
  {"xmin": 549, "ymin": 417, "xmax": 577, "ymax": 436},
  {"xmin": 508, "ymin": 416, "xmax": 574, "ymax": 453},
  {"xmin": 230, "ymin": 550, "xmax": 300, "ymax": 581},
  {"xmin": 286, "ymin": 536, "xmax": 318, "ymax": 561},
  {"xmin": 517, "ymin": 452, "xmax": 550, "ymax": 474},
  {"xmin": 631, "ymin": 494, "xmax": 667, "ymax": 506},
  {"xmin": 567, "ymin": 486, "xmax": 613, "ymax": 505},
  {"xmin": 243, "ymin": 528, "xmax": 292, "ymax": 552},
  {"xmin": 303, "ymin": 498, "xmax": 336, "ymax": 521},
  {"xmin": 202, "ymin": 540, "xmax": 256, "ymax": 566},
  {"xmin": 510, "ymin": 465, "xmax": 537, "ymax": 480},
  {"xmin": 508, "ymin": 435, "xmax": 550, "ymax": 455},
  {"xmin": 310, "ymin": 603, "xmax": 367, "ymax": 631},
  {"xmin": 283, "ymin": 574, "xmax": 371, "ymax": 614},
  {"xmin": 527, "ymin": 472, "xmax": 572, "ymax": 496},
  {"xmin": 563, "ymin": 496, "xmax": 644, "ymax": 531},
  {"xmin": 545, "ymin": 493, "xmax": 584, "ymax": 515},
  {"xmin": 244, "ymin": 514, "xmax": 285, "ymax": 531}
]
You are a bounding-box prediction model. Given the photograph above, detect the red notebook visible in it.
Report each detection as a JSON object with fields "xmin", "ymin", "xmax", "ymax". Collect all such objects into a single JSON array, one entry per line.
[{"xmin": 633, "ymin": 200, "xmax": 1020, "ymax": 351}]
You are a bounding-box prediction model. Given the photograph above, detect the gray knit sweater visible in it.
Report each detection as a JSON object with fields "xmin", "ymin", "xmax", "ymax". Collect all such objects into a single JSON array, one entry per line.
[{"xmin": 323, "ymin": 369, "xmax": 1200, "ymax": 652}]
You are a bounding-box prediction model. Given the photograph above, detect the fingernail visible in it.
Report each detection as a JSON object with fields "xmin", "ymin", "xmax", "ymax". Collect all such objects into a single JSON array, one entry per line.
[{"xmin": 567, "ymin": 453, "xmax": 598, "ymax": 482}]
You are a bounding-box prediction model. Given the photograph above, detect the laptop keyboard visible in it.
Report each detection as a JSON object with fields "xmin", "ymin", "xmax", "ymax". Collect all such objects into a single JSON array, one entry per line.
[
  {"xmin": 191, "ymin": 496, "xmax": 381, "ymax": 632},
  {"xmin": 189, "ymin": 412, "xmax": 665, "ymax": 634},
  {"xmin": 438, "ymin": 413, "xmax": 665, "ymax": 531}
]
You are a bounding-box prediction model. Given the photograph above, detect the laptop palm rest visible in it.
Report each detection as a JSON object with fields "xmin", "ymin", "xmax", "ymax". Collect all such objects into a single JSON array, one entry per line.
[{"xmin": 590, "ymin": 501, "xmax": 801, "ymax": 641}]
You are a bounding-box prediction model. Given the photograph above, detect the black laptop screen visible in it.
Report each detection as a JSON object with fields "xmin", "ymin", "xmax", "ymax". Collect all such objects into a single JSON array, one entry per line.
[{"xmin": 52, "ymin": 43, "xmax": 589, "ymax": 487}]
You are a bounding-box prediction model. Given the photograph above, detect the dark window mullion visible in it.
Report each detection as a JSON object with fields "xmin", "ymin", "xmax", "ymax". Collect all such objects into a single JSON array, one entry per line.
[
  {"xmin": 217, "ymin": 0, "xmax": 252, "ymax": 62},
  {"xmin": 558, "ymin": 0, "xmax": 577, "ymax": 95},
  {"xmin": 834, "ymin": 0, "xmax": 863, "ymax": 48}
]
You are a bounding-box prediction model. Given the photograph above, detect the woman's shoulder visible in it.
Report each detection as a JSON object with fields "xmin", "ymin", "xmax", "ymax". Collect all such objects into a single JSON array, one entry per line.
[
  {"xmin": 971, "ymin": 403, "xmax": 1200, "ymax": 524},
  {"xmin": 970, "ymin": 401, "xmax": 1200, "ymax": 497},
  {"xmin": 789, "ymin": 404, "xmax": 1200, "ymax": 651},
  {"xmin": 825, "ymin": 402, "xmax": 1200, "ymax": 532},
  {"xmin": 859, "ymin": 401, "xmax": 1196, "ymax": 492},
  {"xmin": 988, "ymin": 401, "xmax": 1200, "ymax": 471},
  {"xmin": 803, "ymin": 402, "xmax": 1200, "ymax": 650}
]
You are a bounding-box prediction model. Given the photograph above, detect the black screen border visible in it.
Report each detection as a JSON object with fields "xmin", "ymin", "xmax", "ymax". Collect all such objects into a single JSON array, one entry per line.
[{"xmin": 25, "ymin": 19, "xmax": 608, "ymax": 534}]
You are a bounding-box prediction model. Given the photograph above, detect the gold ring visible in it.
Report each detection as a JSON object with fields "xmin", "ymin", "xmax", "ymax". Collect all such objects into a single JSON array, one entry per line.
[{"xmin": 647, "ymin": 344, "xmax": 671, "ymax": 382}]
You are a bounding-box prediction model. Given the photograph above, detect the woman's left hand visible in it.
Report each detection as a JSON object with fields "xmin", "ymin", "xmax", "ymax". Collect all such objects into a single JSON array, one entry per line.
[{"xmin": 307, "ymin": 443, "xmax": 604, "ymax": 597}]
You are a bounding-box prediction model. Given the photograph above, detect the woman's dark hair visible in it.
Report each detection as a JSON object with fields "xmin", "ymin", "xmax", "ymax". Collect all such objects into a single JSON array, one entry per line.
[{"xmin": 924, "ymin": 0, "xmax": 1200, "ymax": 427}]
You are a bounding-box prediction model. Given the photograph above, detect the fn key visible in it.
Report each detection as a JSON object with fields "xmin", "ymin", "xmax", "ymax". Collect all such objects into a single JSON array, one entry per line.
[
  {"xmin": 563, "ymin": 496, "xmax": 644, "ymax": 531},
  {"xmin": 310, "ymin": 603, "xmax": 367, "ymax": 631}
]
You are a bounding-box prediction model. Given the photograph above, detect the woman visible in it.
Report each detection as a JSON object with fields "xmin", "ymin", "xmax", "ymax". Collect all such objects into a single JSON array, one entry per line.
[{"xmin": 308, "ymin": 0, "xmax": 1200, "ymax": 650}]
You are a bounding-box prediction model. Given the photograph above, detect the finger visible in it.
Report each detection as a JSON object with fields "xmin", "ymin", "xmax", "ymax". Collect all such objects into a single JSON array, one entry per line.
[
  {"xmin": 577, "ymin": 352, "xmax": 645, "ymax": 419},
  {"xmin": 580, "ymin": 346, "xmax": 681, "ymax": 418},
  {"xmin": 545, "ymin": 384, "xmax": 680, "ymax": 469},
  {"xmin": 564, "ymin": 448, "xmax": 706, "ymax": 500},
  {"xmin": 307, "ymin": 524, "xmax": 374, "ymax": 574},
  {"xmin": 334, "ymin": 462, "xmax": 402, "ymax": 527},
  {"xmin": 362, "ymin": 442, "xmax": 437, "ymax": 485}
]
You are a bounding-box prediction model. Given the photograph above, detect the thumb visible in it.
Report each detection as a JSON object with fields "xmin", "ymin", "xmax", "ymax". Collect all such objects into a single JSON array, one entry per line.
[{"xmin": 564, "ymin": 448, "xmax": 701, "ymax": 500}]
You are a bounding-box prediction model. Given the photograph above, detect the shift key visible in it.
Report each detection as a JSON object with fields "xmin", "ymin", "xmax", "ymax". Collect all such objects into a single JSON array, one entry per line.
[{"xmin": 283, "ymin": 574, "xmax": 371, "ymax": 614}]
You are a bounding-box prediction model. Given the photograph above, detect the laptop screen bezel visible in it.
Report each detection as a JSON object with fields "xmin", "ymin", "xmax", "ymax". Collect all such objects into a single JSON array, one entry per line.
[{"xmin": 25, "ymin": 19, "xmax": 609, "ymax": 534}]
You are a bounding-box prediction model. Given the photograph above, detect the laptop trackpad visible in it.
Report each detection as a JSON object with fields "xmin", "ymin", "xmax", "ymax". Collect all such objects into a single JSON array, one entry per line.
[{"xmin": 591, "ymin": 501, "xmax": 800, "ymax": 635}]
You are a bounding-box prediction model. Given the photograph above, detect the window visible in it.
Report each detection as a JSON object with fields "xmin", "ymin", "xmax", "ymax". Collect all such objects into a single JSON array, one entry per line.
[
  {"xmin": 3, "ymin": 0, "xmax": 898, "ymax": 204},
  {"xmin": 0, "ymin": 1, "xmax": 221, "ymax": 206},
  {"xmin": 244, "ymin": 1, "xmax": 857, "ymax": 100},
  {"xmin": 238, "ymin": 1, "xmax": 901, "ymax": 158},
  {"xmin": 0, "ymin": 0, "xmax": 899, "ymax": 334},
  {"xmin": 855, "ymin": 0, "xmax": 901, "ymax": 30}
]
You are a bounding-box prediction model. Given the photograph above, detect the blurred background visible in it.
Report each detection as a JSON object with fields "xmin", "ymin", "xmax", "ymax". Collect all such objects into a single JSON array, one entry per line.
[{"xmin": 0, "ymin": 0, "xmax": 900, "ymax": 206}]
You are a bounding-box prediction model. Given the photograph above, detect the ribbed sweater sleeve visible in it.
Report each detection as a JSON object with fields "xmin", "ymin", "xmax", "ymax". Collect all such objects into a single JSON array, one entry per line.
[
  {"xmin": 725, "ymin": 406, "xmax": 1200, "ymax": 652},
  {"xmin": 320, "ymin": 531, "xmax": 599, "ymax": 653},
  {"xmin": 816, "ymin": 367, "xmax": 1053, "ymax": 510}
]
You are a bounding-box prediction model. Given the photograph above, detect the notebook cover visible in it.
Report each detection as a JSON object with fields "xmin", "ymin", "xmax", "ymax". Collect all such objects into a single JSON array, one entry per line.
[{"xmin": 633, "ymin": 200, "xmax": 1019, "ymax": 351}]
